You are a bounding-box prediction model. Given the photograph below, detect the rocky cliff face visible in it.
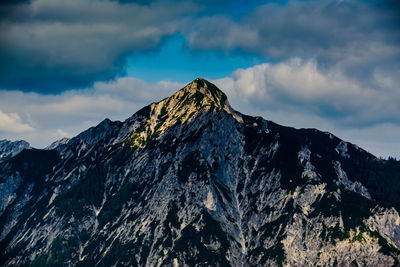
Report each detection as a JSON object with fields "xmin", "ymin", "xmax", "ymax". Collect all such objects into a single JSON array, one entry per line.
[{"xmin": 1, "ymin": 78, "xmax": 400, "ymax": 266}]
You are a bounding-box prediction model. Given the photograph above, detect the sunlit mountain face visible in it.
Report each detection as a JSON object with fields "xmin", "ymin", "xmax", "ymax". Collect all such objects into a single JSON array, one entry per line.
[{"xmin": 1, "ymin": 79, "xmax": 400, "ymax": 266}]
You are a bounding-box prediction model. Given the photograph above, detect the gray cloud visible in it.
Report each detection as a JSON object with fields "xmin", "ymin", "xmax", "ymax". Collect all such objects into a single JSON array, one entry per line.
[
  {"xmin": 2, "ymin": 0, "xmax": 398, "ymax": 93},
  {"xmin": 0, "ymin": 0, "xmax": 196, "ymax": 92},
  {"xmin": 186, "ymin": 0, "xmax": 400, "ymax": 81}
]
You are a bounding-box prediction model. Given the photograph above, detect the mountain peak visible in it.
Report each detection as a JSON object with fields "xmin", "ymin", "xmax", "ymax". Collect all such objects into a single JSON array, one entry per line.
[
  {"xmin": 125, "ymin": 78, "xmax": 233, "ymax": 147},
  {"xmin": 170, "ymin": 77, "xmax": 229, "ymax": 112}
]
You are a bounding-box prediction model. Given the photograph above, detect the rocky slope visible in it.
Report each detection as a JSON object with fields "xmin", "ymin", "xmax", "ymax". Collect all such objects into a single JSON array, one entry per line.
[
  {"xmin": 1, "ymin": 78, "xmax": 400, "ymax": 266},
  {"xmin": 0, "ymin": 140, "xmax": 30, "ymax": 163}
]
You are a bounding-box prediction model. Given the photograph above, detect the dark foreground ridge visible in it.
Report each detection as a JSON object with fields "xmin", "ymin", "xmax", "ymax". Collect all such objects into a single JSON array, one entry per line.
[{"xmin": 1, "ymin": 79, "xmax": 400, "ymax": 266}]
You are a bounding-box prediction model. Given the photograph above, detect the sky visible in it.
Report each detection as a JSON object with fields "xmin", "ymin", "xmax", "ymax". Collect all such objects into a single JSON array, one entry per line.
[{"xmin": 0, "ymin": 0, "xmax": 399, "ymax": 158}]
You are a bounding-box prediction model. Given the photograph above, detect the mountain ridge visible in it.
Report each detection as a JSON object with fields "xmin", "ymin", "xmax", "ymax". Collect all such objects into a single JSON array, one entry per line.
[
  {"xmin": 0, "ymin": 140, "xmax": 30, "ymax": 163},
  {"xmin": 1, "ymin": 78, "xmax": 400, "ymax": 266}
]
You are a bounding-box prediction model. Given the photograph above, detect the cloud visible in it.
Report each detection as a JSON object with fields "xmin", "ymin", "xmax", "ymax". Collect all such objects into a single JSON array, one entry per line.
[
  {"xmin": 186, "ymin": 0, "xmax": 400, "ymax": 80},
  {"xmin": 0, "ymin": 0, "xmax": 196, "ymax": 92},
  {"xmin": 0, "ymin": 109, "xmax": 34, "ymax": 133},
  {"xmin": 0, "ymin": 78, "xmax": 183, "ymax": 147},
  {"xmin": 2, "ymin": 0, "xmax": 398, "ymax": 94},
  {"xmin": 93, "ymin": 77, "xmax": 182, "ymax": 102},
  {"xmin": 214, "ymin": 58, "xmax": 400, "ymax": 127}
]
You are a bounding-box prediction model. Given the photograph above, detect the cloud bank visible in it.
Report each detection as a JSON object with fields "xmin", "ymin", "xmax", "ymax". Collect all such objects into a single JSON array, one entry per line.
[
  {"xmin": 3, "ymin": 0, "xmax": 398, "ymax": 93},
  {"xmin": 187, "ymin": 1, "xmax": 400, "ymax": 68},
  {"xmin": 216, "ymin": 58, "xmax": 400, "ymax": 126},
  {"xmin": 0, "ymin": 110, "xmax": 34, "ymax": 133},
  {"xmin": 0, "ymin": 0, "xmax": 196, "ymax": 91}
]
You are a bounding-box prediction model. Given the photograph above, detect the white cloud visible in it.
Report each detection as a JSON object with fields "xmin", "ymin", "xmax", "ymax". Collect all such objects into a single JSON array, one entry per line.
[
  {"xmin": 0, "ymin": 78, "xmax": 184, "ymax": 148},
  {"xmin": 93, "ymin": 77, "xmax": 182, "ymax": 102},
  {"xmin": 214, "ymin": 58, "xmax": 400, "ymax": 126},
  {"xmin": 0, "ymin": 109, "xmax": 34, "ymax": 133},
  {"xmin": 56, "ymin": 128, "xmax": 70, "ymax": 137}
]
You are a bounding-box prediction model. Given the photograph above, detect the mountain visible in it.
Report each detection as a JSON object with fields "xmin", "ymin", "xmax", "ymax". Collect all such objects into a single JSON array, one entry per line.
[
  {"xmin": 45, "ymin": 137, "xmax": 70, "ymax": 150},
  {"xmin": 1, "ymin": 78, "xmax": 400, "ymax": 266},
  {"xmin": 0, "ymin": 140, "xmax": 30, "ymax": 163}
]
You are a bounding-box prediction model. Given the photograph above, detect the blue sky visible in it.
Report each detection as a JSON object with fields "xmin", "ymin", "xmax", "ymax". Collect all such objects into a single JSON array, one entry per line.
[
  {"xmin": 126, "ymin": 34, "xmax": 263, "ymax": 83},
  {"xmin": 0, "ymin": 0, "xmax": 399, "ymax": 158}
]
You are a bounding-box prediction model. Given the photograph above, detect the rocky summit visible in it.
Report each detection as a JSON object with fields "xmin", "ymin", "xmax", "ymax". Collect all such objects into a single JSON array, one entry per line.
[{"xmin": 1, "ymin": 78, "xmax": 400, "ymax": 266}]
